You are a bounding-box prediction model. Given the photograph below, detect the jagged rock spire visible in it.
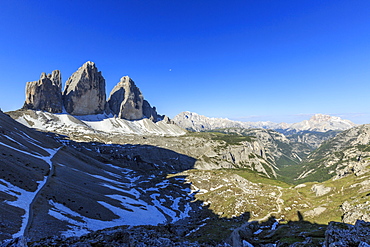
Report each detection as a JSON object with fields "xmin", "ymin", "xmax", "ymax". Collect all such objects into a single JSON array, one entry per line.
[
  {"xmin": 23, "ymin": 70, "xmax": 63, "ymax": 113},
  {"xmin": 63, "ymin": 61, "xmax": 106, "ymax": 115},
  {"xmin": 108, "ymin": 76, "xmax": 144, "ymax": 120}
]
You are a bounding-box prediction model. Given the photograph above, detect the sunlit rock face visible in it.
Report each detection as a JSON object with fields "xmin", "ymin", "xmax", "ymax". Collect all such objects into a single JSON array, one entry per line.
[
  {"xmin": 108, "ymin": 76, "xmax": 143, "ymax": 120},
  {"xmin": 143, "ymin": 99, "xmax": 160, "ymax": 122},
  {"xmin": 63, "ymin": 61, "xmax": 106, "ymax": 115},
  {"xmin": 23, "ymin": 70, "xmax": 63, "ymax": 113}
]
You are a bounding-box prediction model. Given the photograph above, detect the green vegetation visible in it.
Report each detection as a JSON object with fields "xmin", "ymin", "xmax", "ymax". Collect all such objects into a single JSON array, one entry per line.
[
  {"xmin": 186, "ymin": 131, "xmax": 254, "ymax": 145},
  {"xmin": 231, "ymin": 168, "xmax": 291, "ymax": 188}
]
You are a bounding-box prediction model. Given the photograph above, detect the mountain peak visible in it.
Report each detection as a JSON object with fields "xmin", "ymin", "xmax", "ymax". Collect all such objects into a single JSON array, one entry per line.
[
  {"xmin": 83, "ymin": 61, "xmax": 96, "ymax": 67},
  {"xmin": 63, "ymin": 61, "xmax": 106, "ymax": 115},
  {"xmin": 309, "ymin": 114, "xmax": 340, "ymax": 122},
  {"xmin": 289, "ymin": 114, "xmax": 356, "ymax": 132}
]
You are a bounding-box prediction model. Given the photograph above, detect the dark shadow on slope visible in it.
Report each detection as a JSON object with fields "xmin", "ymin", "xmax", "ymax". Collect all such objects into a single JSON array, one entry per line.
[{"xmin": 22, "ymin": 135, "xmax": 331, "ymax": 246}]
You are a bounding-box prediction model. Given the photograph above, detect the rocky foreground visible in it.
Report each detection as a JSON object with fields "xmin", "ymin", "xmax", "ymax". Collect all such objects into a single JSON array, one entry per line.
[{"xmin": 2, "ymin": 218, "xmax": 370, "ymax": 246}]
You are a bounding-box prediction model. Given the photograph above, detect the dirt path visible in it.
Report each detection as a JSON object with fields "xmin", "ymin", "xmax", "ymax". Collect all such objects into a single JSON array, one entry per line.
[
  {"xmin": 23, "ymin": 147, "xmax": 62, "ymax": 239},
  {"xmin": 254, "ymin": 186, "xmax": 283, "ymax": 222}
]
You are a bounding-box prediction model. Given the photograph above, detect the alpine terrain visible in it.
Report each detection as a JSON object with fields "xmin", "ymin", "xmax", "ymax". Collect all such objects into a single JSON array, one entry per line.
[{"xmin": 1, "ymin": 62, "xmax": 370, "ymax": 247}]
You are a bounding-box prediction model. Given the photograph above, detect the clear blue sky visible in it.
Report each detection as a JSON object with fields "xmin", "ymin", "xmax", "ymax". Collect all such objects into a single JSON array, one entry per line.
[{"xmin": 1, "ymin": 1, "xmax": 370, "ymax": 124}]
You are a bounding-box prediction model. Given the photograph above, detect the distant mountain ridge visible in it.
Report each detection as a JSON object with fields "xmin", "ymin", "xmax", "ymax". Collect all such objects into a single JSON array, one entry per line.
[{"xmin": 173, "ymin": 111, "xmax": 356, "ymax": 133}]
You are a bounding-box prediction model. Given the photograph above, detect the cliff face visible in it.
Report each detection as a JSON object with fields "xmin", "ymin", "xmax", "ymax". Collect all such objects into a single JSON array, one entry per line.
[
  {"xmin": 23, "ymin": 70, "xmax": 63, "ymax": 113},
  {"xmin": 63, "ymin": 61, "xmax": 107, "ymax": 115},
  {"xmin": 108, "ymin": 76, "xmax": 144, "ymax": 120},
  {"xmin": 296, "ymin": 124, "xmax": 370, "ymax": 182}
]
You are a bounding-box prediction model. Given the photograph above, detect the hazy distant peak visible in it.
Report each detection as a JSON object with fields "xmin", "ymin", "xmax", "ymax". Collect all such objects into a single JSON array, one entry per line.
[
  {"xmin": 310, "ymin": 114, "xmax": 341, "ymax": 122},
  {"xmin": 173, "ymin": 111, "xmax": 357, "ymax": 133},
  {"xmin": 288, "ymin": 114, "xmax": 357, "ymax": 132}
]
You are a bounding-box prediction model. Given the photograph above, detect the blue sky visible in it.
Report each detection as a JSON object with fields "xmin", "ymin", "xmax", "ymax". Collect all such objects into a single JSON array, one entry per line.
[{"xmin": 1, "ymin": 1, "xmax": 370, "ymax": 124}]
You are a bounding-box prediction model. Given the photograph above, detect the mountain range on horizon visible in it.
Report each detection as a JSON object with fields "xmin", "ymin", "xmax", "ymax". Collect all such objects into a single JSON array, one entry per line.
[{"xmin": 173, "ymin": 111, "xmax": 357, "ymax": 134}]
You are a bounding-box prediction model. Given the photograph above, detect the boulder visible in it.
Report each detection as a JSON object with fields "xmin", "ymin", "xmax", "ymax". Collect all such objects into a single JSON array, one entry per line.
[
  {"xmin": 107, "ymin": 76, "xmax": 143, "ymax": 120},
  {"xmin": 324, "ymin": 220, "xmax": 370, "ymax": 246},
  {"xmin": 23, "ymin": 70, "xmax": 63, "ymax": 113},
  {"xmin": 311, "ymin": 184, "xmax": 332, "ymax": 196},
  {"xmin": 63, "ymin": 61, "xmax": 106, "ymax": 115}
]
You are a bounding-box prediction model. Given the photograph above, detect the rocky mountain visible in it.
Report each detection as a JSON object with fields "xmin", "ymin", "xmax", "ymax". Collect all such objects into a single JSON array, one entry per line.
[
  {"xmin": 23, "ymin": 70, "xmax": 63, "ymax": 113},
  {"xmin": 210, "ymin": 128, "xmax": 312, "ymax": 168},
  {"xmin": 63, "ymin": 61, "xmax": 107, "ymax": 115},
  {"xmin": 22, "ymin": 61, "xmax": 164, "ymax": 122},
  {"xmin": 173, "ymin": 111, "xmax": 287, "ymax": 131},
  {"xmin": 173, "ymin": 111, "xmax": 356, "ymax": 134},
  {"xmin": 294, "ymin": 124, "xmax": 370, "ymax": 183},
  {"xmin": 286, "ymin": 130, "xmax": 340, "ymax": 149},
  {"xmin": 108, "ymin": 76, "xmax": 144, "ymax": 120},
  {"xmin": 285, "ymin": 113, "xmax": 357, "ymax": 134}
]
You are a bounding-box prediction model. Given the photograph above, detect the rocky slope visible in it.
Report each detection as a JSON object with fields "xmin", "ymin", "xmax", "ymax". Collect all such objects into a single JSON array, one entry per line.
[
  {"xmin": 209, "ymin": 128, "xmax": 312, "ymax": 168},
  {"xmin": 295, "ymin": 124, "xmax": 370, "ymax": 183},
  {"xmin": 0, "ymin": 110, "xmax": 198, "ymax": 242},
  {"xmin": 8, "ymin": 109, "xmax": 185, "ymax": 137},
  {"xmin": 173, "ymin": 111, "xmax": 356, "ymax": 134}
]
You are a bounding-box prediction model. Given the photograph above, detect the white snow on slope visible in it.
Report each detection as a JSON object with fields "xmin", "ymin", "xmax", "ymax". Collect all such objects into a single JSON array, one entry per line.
[
  {"xmin": 15, "ymin": 111, "xmax": 186, "ymax": 136},
  {"xmin": 48, "ymin": 193, "xmax": 168, "ymax": 238},
  {"xmin": 45, "ymin": 159, "xmax": 193, "ymax": 237},
  {"xmin": 0, "ymin": 135, "xmax": 61, "ymax": 238}
]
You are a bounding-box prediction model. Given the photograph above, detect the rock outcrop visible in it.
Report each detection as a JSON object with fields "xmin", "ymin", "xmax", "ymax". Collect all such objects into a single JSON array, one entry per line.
[
  {"xmin": 311, "ymin": 184, "xmax": 332, "ymax": 196},
  {"xmin": 341, "ymin": 200, "xmax": 370, "ymax": 225},
  {"xmin": 107, "ymin": 76, "xmax": 162, "ymax": 121},
  {"xmin": 324, "ymin": 220, "xmax": 370, "ymax": 247},
  {"xmin": 297, "ymin": 124, "xmax": 370, "ymax": 182},
  {"xmin": 63, "ymin": 61, "xmax": 106, "ymax": 115},
  {"xmin": 107, "ymin": 76, "xmax": 143, "ymax": 120},
  {"xmin": 23, "ymin": 70, "xmax": 63, "ymax": 113},
  {"xmin": 143, "ymin": 99, "xmax": 160, "ymax": 122}
]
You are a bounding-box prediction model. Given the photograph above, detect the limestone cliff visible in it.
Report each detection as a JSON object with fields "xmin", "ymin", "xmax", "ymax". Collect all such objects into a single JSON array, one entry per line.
[
  {"xmin": 63, "ymin": 61, "xmax": 106, "ymax": 115},
  {"xmin": 23, "ymin": 70, "xmax": 63, "ymax": 113},
  {"xmin": 107, "ymin": 76, "xmax": 143, "ymax": 120}
]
